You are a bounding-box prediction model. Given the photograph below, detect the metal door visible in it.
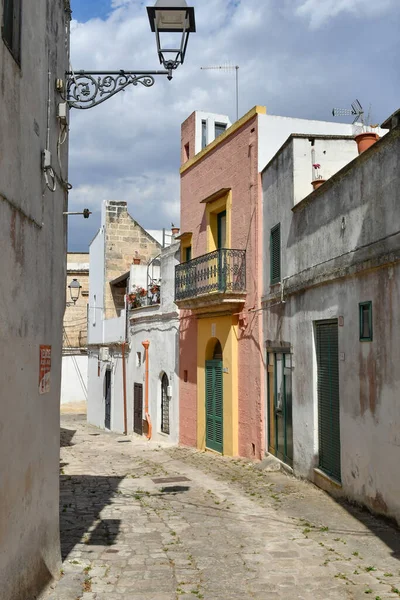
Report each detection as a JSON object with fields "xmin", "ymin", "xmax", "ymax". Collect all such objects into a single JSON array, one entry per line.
[
  {"xmin": 133, "ymin": 383, "xmax": 143, "ymax": 435},
  {"xmin": 316, "ymin": 320, "xmax": 341, "ymax": 482},
  {"xmin": 205, "ymin": 360, "xmax": 223, "ymax": 453},
  {"xmin": 104, "ymin": 368, "xmax": 111, "ymax": 430},
  {"xmin": 161, "ymin": 373, "xmax": 170, "ymax": 434}
]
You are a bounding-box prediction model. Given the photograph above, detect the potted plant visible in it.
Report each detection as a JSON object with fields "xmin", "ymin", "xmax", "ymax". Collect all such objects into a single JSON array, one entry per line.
[
  {"xmin": 311, "ymin": 163, "xmax": 326, "ymax": 190},
  {"xmin": 354, "ymin": 107, "xmax": 380, "ymax": 154},
  {"xmin": 354, "ymin": 126, "xmax": 380, "ymax": 154}
]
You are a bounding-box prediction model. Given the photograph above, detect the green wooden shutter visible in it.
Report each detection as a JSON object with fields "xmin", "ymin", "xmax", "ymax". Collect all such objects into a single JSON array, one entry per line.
[
  {"xmin": 206, "ymin": 363, "xmax": 214, "ymax": 447},
  {"xmin": 214, "ymin": 362, "xmax": 223, "ymax": 449},
  {"xmin": 205, "ymin": 360, "xmax": 223, "ymax": 453},
  {"xmin": 270, "ymin": 224, "xmax": 281, "ymax": 284},
  {"xmin": 316, "ymin": 321, "xmax": 341, "ymax": 482}
]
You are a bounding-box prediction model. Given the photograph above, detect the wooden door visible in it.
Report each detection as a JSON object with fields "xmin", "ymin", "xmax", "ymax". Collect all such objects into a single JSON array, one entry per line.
[{"xmin": 133, "ymin": 383, "xmax": 143, "ymax": 435}]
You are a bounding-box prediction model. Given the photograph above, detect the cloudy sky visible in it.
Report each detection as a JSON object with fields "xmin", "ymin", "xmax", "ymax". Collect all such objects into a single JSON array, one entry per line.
[{"xmin": 68, "ymin": 0, "xmax": 400, "ymax": 251}]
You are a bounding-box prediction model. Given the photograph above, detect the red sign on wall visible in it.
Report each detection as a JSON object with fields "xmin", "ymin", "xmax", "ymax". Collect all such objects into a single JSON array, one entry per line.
[{"xmin": 39, "ymin": 345, "xmax": 52, "ymax": 395}]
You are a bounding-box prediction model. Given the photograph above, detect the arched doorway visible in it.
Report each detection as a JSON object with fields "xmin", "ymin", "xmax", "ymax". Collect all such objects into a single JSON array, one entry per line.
[
  {"xmin": 161, "ymin": 373, "xmax": 170, "ymax": 434},
  {"xmin": 205, "ymin": 340, "xmax": 223, "ymax": 453}
]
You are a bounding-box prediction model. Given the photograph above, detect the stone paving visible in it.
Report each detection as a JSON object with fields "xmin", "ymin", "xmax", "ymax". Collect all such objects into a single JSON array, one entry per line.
[{"xmin": 41, "ymin": 414, "xmax": 400, "ymax": 600}]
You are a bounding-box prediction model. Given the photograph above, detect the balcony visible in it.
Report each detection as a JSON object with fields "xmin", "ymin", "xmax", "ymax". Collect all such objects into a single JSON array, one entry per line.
[{"xmin": 175, "ymin": 249, "xmax": 246, "ymax": 312}]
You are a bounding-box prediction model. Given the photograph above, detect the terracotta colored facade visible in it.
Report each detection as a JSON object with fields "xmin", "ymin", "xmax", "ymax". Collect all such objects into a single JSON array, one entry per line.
[{"xmin": 177, "ymin": 108, "xmax": 265, "ymax": 458}]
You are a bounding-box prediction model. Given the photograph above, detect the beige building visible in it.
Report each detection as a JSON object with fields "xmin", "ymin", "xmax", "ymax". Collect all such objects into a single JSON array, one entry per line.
[
  {"xmin": 61, "ymin": 253, "xmax": 90, "ymax": 409},
  {"xmin": 64, "ymin": 253, "xmax": 90, "ymax": 349}
]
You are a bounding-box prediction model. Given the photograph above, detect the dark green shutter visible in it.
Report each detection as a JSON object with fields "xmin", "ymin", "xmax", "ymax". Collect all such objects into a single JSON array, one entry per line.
[
  {"xmin": 316, "ymin": 321, "xmax": 341, "ymax": 482},
  {"xmin": 205, "ymin": 360, "xmax": 223, "ymax": 453},
  {"xmin": 270, "ymin": 224, "xmax": 281, "ymax": 284},
  {"xmin": 2, "ymin": 0, "xmax": 21, "ymax": 63}
]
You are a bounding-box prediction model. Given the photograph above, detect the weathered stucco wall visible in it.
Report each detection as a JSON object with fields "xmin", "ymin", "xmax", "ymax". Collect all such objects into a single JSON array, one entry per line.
[
  {"xmin": 0, "ymin": 1, "xmax": 70, "ymax": 598},
  {"xmin": 262, "ymin": 127, "xmax": 400, "ymax": 523}
]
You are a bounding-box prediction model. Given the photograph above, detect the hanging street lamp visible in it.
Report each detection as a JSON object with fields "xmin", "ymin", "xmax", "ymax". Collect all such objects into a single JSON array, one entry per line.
[
  {"xmin": 66, "ymin": 0, "xmax": 196, "ymax": 110},
  {"xmin": 147, "ymin": 0, "xmax": 196, "ymax": 72},
  {"xmin": 68, "ymin": 279, "xmax": 82, "ymax": 305}
]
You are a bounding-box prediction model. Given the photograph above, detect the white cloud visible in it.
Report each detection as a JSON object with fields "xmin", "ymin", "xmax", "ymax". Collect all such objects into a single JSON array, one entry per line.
[
  {"xmin": 295, "ymin": 0, "xmax": 398, "ymax": 29},
  {"xmin": 67, "ymin": 0, "xmax": 400, "ymax": 251}
]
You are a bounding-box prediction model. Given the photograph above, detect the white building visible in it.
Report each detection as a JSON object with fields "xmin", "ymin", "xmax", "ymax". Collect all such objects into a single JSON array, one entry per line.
[
  {"xmin": 261, "ymin": 121, "xmax": 400, "ymax": 524},
  {"xmin": 87, "ymin": 200, "xmax": 179, "ymax": 441},
  {"xmin": 0, "ymin": 1, "xmax": 70, "ymax": 598},
  {"xmin": 129, "ymin": 242, "xmax": 180, "ymax": 444}
]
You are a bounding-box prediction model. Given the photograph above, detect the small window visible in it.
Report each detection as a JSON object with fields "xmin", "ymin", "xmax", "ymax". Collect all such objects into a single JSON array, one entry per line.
[
  {"xmin": 215, "ymin": 122, "xmax": 227, "ymax": 139},
  {"xmin": 2, "ymin": 0, "xmax": 22, "ymax": 65},
  {"xmin": 136, "ymin": 352, "xmax": 142, "ymax": 367},
  {"xmin": 359, "ymin": 302, "xmax": 373, "ymax": 341},
  {"xmin": 184, "ymin": 142, "xmax": 190, "ymax": 161},
  {"xmin": 201, "ymin": 120, "xmax": 207, "ymax": 149},
  {"xmin": 185, "ymin": 246, "xmax": 192, "ymax": 262},
  {"xmin": 270, "ymin": 224, "xmax": 281, "ymax": 285}
]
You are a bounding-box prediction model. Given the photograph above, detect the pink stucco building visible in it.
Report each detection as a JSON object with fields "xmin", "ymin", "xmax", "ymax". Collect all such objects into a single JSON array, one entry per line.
[{"xmin": 175, "ymin": 106, "xmax": 356, "ymax": 458}]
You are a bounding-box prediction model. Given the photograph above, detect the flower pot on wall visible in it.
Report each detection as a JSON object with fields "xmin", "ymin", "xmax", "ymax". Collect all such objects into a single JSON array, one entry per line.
[
  {"xmin": 311, "ymin": 179, "xmax": 326, "ymax": 191},
  {"xmin": 133, "ymin": 258, "xmax": 141, "ymax": 265},
  {"xmin": 354, "ymin": 132, "xmax": 380, "ymax": 154}
]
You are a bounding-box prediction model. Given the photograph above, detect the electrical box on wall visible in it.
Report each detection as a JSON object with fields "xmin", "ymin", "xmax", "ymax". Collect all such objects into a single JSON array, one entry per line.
[
  {"xmin": 99, "ymin": 347, "xmax": 110, "ymax": 362},
  {"xmin": 57, "ymin": 102, "xmax": 68, "ymax": 124}
]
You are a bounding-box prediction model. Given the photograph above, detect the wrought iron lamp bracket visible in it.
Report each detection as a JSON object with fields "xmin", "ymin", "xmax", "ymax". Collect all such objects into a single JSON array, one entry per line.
[{"xmin": 66, "ymin": 69, "xmax": 171, "ymax": 110}]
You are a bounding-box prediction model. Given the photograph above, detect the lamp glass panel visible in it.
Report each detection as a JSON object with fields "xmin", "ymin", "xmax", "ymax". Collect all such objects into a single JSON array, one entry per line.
[{"xmin": 155, "ymin": 9, "xmax": 187, "ymax": 30}]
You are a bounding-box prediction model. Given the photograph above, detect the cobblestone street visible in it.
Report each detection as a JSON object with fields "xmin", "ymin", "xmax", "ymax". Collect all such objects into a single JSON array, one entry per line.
[{"xmin": 43, "ymin": 414, "xmax": 400, "ymax": 600}]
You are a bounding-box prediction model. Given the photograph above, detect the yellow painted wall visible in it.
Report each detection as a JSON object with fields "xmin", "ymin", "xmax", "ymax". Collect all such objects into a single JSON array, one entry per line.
[
  {"xmin": 197, "ymin": 315, "xmax": 239, "ymax": 456},
  {"xmin": 179, "ymin": 232, "xmax": 193, "ymax": 262},
  {"xmin": 206, "ymin": 191, "xmax": 232, "ymax": 252}
]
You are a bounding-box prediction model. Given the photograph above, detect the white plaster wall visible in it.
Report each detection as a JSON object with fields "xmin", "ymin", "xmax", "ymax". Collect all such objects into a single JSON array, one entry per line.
[
  {"xmin": 130, "ymin": 263, "xmax": 161, "ymax": 290},
  {"xmin": 129, "ymin": 316, "xmax": 180, "ymax": 444},
  {"xmin": 0, "ymin": 1, "xmax": 69, "ymax": 597},
  {"xmin": 61, "ymin": 355, "xmax": 88, "ymax": 405},
  {"xmin": 262, "ymin": 129, "xmax": 400, "ymax": 524},
  {"xmin": 87, "ymin": 353, "xmax": 104, "ymax": 429},
  {"xmin": 292, "ymin": 137, "xmax": 359, "ymax": 204},
  {"xmin": 265, "ymin": 267, "xmax": 400, "ymax": 524},
  {"xmin": 194, "ymin": 111, "xmax": 232, "ymax": 154},
  {"xmin": 128, "ymin": 243, "xmax": 180, "ymax": 442},
  {"xmin": 88, "ymin": 228, "xmax": 105, "ymax": 345},
  {"xmin": 87, "ymin": 350, "xmax": 125, "ymax": 433},
  {"xmin": 103, "ymin": 314, "xmax": 126, "ymax": 344},
  {"xmin": 257, "ymin": 113, "xmax": 386, "ymax": 173}
]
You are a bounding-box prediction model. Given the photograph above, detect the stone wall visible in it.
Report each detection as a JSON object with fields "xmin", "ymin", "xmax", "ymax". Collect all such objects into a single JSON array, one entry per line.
[
  {"xmin": 64, "ymin": 253, "xmax": 89, "ymax": 349},
  {"xmin": 104, "ymin": 202, "xmax": 161, "ymax": 319}
]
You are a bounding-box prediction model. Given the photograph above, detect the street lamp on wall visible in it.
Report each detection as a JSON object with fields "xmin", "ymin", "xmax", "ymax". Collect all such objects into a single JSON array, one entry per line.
[
  {"xmin": 67, "ymin": 0, "xmax": 196, "ymax": 110},
  {"xmin": 148, "ymin": 0, "xmax": 196, "ymax": 72},
  {"xmin": 68, "ymin": 279, "xmax": 82, "ymax": 305}
]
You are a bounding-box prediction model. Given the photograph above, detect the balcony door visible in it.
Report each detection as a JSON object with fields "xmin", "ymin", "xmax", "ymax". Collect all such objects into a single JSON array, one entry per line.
[
  {"xmin": 217, "ymin": 211, "xmax": 226, "ymax": 249},
  {"xmin": 217, "ymin": 211, "xmax": 227, "ymax": 291}
]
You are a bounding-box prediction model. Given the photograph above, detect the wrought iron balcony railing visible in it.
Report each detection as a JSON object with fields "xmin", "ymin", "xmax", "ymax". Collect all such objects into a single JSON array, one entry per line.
[{"xmin": 175, "ymin": 249, "xmax": 246, "ymax": 302}]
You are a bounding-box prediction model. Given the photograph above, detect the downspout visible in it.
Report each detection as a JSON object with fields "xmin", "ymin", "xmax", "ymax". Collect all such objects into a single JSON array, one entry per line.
[
  {"xmin": 142, "ymin": 340, "xmax": 152, "ymax": 440},
  {"xmin": 122, "ymin": 341, "xmax": 128, "ymax": 435},
  {"xmin": 122, "ymin": 292, "xmax": 129, "ymax": 436}
]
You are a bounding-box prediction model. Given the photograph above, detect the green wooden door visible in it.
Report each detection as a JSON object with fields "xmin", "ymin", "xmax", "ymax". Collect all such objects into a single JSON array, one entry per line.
[
  {"xmin": 316, "ymin": 320, "xmax": 341, "ymax": 482},
  {"xmin": 205, "ymin": 360, "xmax": 223, "ymax": 453}
]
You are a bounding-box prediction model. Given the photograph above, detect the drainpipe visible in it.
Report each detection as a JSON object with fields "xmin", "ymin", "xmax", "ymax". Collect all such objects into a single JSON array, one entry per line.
[
  {"xmin": 142, "ymin": 340, "xmax": 152, "ymax": 440},
  {"xmin": 122, "ymin": 342, "xmax": 128, "ymax": 435}
]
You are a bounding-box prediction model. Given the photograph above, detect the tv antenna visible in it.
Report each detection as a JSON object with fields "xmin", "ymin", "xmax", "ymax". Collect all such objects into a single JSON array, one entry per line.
[
  {"xmin": 332, "ymin": 99, "xmax": 364, "ymax": 124},
  {"xmin": 200, "ymin": 63, "xmax": 240, "ymax": 121}
]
